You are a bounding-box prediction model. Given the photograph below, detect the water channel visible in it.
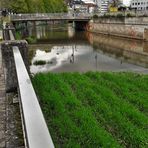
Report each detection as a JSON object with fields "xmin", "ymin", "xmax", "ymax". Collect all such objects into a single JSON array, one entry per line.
[{"xmin": 26, "ymin": 23, "xmax": 148, "ymax": 74}]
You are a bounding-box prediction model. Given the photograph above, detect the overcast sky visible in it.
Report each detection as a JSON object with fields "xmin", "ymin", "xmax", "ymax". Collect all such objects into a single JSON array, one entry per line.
[{"xmin": 123, "ymin": 0, "xmax": 131, "ymax": 6}]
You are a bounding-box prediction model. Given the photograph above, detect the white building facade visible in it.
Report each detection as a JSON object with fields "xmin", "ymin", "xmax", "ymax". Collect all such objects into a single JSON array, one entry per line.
[
  {"xmin": 93, "ymin": 0, "xmax": 109, "ymax": 13},
  {"xmin": 130, "ymin": 0, "xmax": 148, "ymax": 10},
  {"xmin": 95, "ymin": 0, "xmax": 124, "ymax": 13}
]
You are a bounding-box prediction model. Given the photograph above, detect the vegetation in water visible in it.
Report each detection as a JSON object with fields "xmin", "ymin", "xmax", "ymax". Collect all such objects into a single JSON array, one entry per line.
[
  {"xmin": 33, "ymin": 60, "xmax": 46, "ymax": 65},
  {"xmin": 15, "ymin": 31, "xmax": 22, "ymax": 40},
  {"xmin": 25, "ymin": 36, "xmax": 37, "ymax": 44},
  {"xmin": 32, "ymin": 72, "xmax": 148, "ymax": 147},
  {"xmin": 1, "ymin": 0, "xmax": 67, "ymax": 13},
  {"xmin": 15, "ymin": 31, "xmax": 37, "ymax": 43}
]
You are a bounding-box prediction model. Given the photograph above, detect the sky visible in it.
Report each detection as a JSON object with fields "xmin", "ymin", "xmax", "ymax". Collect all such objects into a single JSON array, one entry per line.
[{"xmin": 123, "ymin": 0, "xmax": 131, "ymax": 6}]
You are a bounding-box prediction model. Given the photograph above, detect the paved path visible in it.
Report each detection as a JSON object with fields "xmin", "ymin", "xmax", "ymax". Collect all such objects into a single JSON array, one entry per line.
[{"xmin": 0, "ymin": 44, "xmax": 6, "ymax": 148}]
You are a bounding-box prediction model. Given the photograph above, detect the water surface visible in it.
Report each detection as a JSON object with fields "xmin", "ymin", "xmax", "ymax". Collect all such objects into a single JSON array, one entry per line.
[{"xmin": 28, "ymin": 24, "xmax": 148, "ymax": 74}]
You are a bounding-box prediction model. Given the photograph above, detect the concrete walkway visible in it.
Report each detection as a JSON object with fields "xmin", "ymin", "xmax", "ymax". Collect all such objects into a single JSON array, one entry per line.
[{"xmin": 0, "ymin": 44, "xmax": 6, "ymax": 148}]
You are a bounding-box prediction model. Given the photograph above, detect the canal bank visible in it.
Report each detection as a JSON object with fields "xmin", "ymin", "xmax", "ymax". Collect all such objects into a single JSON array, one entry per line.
[{"xmin": 88, "ymin": 17, "xmax": 148, "ymax": 41}]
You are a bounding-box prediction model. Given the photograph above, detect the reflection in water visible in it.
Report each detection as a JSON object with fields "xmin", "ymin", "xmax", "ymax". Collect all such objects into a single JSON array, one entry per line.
[
  {"xmin": 31, "ymin": 45, "xmax": 92, "ymax": 72},
  {"xmin": 86, "ymin": 32, "xmax": 148, "ymax": 67},
  {"xmin": 68, "ymin": 24, "xmax": 75, "ymax": 38},
  {"xmin": 29, "ymin": 24, "xmax": 148, "ymax": 74}
]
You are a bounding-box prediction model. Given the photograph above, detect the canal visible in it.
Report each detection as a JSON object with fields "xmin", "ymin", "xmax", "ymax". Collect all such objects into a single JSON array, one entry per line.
[{"xmin": 24, "ymin": 23, "xmax": 148, "ymax": 74}]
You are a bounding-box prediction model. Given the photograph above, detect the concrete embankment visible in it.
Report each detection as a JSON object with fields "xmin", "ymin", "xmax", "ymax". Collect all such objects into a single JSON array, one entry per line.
[{"xmin": 88, "ymin": 17, "xmax": 148, "ymax": 41}]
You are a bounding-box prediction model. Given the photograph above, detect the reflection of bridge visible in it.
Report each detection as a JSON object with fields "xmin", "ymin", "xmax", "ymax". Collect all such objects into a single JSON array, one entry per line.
[{"xmin": 10, "ymin": 13, "xmax": 91, "ymax": 22}]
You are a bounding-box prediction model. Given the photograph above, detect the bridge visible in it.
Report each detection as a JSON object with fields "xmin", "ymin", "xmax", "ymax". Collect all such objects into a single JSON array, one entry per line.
[
  {"xmin": 10, "ymin": 13, "xmax": 92, "ymax": 30},
  {"xmin": 10, "ymin": 13, "xmax": 92, "ymax": 22}
]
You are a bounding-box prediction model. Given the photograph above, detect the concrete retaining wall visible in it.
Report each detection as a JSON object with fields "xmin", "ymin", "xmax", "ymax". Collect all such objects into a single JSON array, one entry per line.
[
  {"xmin": 1, "ymin": 40, "xmax": 29, "ymax": 92},
  {"xmin": 88, "ymin": 17, "xmax": 148, "ymax": 41}
]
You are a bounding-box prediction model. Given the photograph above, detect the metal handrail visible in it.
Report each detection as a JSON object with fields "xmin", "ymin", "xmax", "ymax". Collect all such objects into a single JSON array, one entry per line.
[
  {"xmin": 8, "ymin": 29, "xmax": 55, "ymax": 148},
  {"xmin": 13, "ymin": 46, "xmax": 55, "ymax": 148}
]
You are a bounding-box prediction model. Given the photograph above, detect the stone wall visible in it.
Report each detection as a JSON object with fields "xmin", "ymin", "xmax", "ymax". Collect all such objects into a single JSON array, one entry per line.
[
  {"xmin": 1, "ymin": 40, "xmax": 29, "ymax": 92},
  {"xmin": 88, "ymin": 17, "xmax": 148, "ymax": 41}
]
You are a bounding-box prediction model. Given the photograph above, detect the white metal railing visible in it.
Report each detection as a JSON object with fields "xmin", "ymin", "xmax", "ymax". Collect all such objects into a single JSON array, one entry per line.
[
  {"xmin": 8, "ymin": 30, "xmax": 55, "ymax": 148},
  {"xmin": 13, "ymin": 46, "xmax": 55, "ymax": 148}
]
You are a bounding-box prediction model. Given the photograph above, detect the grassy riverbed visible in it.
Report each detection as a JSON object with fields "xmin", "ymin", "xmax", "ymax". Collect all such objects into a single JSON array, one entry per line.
[{"xmin": 32, "ymin": 72, "xmax": 148, "ymax": 148}]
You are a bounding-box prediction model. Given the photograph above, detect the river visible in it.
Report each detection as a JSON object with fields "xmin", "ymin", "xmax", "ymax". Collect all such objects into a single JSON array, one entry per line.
[{"xmin": 26, "ymin": 23, "xmax": 148, "ymax": 74}]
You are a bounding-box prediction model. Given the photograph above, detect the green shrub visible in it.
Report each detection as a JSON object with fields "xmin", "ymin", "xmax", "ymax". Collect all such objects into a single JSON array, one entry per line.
[
  {"xmin": 116, "ymin": 13, "xmax": 124, "ymax": 18},
  {"xmin": 102, "ymin": 14, "xmax": 110, "ymax": 18},
  {"xmin": 93, "ymin": 14, "xmax": 99, "ymax": 19},
  {"xmin": 126, "ymin": 13, "xmax": 134, "ymax": 17}
]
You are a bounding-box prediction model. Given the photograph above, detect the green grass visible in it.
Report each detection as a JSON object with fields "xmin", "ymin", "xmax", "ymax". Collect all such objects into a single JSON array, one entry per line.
[{"xmin": 32, "ymin": 72, "xmax": 148, "ymax": 148}]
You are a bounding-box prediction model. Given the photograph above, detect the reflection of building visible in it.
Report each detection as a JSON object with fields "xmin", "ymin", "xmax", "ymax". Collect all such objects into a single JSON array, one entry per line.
[
  {"xmin": 130, "ymin": 0, "xmax": 148, "ymax": 10},
  {"xmin": 91, "ymin": 33, "xmax": 148, "ymax": 67}
]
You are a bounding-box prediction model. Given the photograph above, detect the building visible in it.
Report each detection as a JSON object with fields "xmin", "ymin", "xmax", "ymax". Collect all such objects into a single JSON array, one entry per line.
[
  {"xmin": 83, "ymin": 0, "xmax": 97, "ymax": 13},
  {"xmin": 130, "ymin": 0, "xmax": 148, "ymax": 11},
  {"xmin": 93, "ymin": 0, "xmax": 123, "ymax": 13},
  {"xmin": 68, "ymin": 0, "xmax": 124, "ymax": 14},
  {"xmin": 100, "ymin": 0, "xmax": 110, "ymax": 13},
  {"xmin": 92, "ymin": 0, "xmax": 110, "ymax": 14},
  {"xmin": 69, "ymin": 0, "xmax": 97, "ymax": 13}
]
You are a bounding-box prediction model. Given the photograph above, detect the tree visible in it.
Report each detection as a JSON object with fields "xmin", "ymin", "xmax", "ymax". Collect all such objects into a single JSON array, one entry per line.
[
  {"xmin": 1, "ymin": 0, "xmax": 67, "ymax": 13},
  {"xmin": 43, "ymin": 0, "xmax": 54, "ymax": 12},
  {"xmin": 10, "ymin": 0, "xmax": 28, "ymax": 13},
  {"xmin": 25, "ymin": 0, "xmax": 34, "ymax": 12},
  {"xmin": 34, "ymin": 0, "xmax": 45, "ymax": 12}
]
